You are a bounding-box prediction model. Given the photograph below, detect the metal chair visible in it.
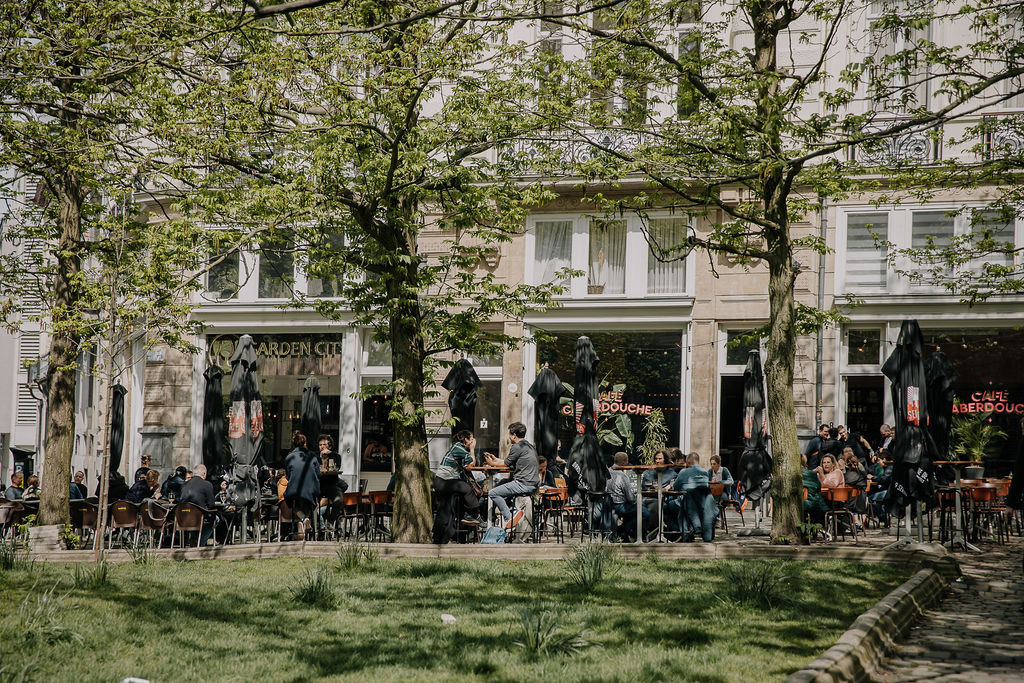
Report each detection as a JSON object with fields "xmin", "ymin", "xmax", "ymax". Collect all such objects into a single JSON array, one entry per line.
[
  {"xmin": 172, "ymin": 503, "xmax": 208, "ymax": 548},
  {"xmin": 0, "ymin": 502, "xmax": 25, "ymax": 540},
  {"xmin": 108, "ymin": 500, "xmax": 140, "ymax": 548},
  {"xmin": 822, "ymin": 486, "xmax": 859, "ymax": 542},
  {"xmin": 367, "ymin": 490, "xmax": 393, "ymax": 542}
]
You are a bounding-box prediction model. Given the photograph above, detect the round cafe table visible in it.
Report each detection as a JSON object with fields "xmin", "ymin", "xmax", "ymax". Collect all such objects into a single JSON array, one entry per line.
[
  {"xmin": 466, "ymin": 465, "xmax": 509, "ymax": 528},
  {"xmin": 934, "ymin": 460, "xmax": 982, "ymax": 552},
  {"xmin": 612, "ymin": 464, "xmax": 675, "ymax": 543}
]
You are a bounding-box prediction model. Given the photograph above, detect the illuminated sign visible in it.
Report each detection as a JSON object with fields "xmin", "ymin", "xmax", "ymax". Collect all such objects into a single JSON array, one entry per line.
[
  {"xmin": 561, "ymin": 390, "xmax": 654, "ymax": 416},
  {"xmin": 952, "ymin": 390, "xmax": 1024, "ymax": 415}
]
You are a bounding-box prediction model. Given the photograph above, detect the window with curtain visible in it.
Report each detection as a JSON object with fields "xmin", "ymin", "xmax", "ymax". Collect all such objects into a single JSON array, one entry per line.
[
  {"xmin": 588, "ymin": 219, "xmax": 626, "ymax": 294},
  {"xmin": 647, "ymin": 217, "xmax": 687, "ymax": 294},
  {"xmin": 910, "ymin": 210, "xmax": 954, "ymax": 285},
  {"xmin": 845, "ymin": 213, "xmax": 888, "ymax": 290},
  {"xmin": 533, "ymin": 220, "xmax": 572, "ymax": 286}
]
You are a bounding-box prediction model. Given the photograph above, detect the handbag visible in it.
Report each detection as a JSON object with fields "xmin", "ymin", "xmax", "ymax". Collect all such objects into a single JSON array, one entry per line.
[{"xmin": 480, "ymin": 525, "xmax": 506, "ymax": 544}]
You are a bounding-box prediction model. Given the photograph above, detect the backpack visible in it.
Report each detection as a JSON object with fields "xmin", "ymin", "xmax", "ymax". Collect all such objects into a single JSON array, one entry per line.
[{"xmin": 480, "ymin": 525, "xmax": 507, "ymax": 544}]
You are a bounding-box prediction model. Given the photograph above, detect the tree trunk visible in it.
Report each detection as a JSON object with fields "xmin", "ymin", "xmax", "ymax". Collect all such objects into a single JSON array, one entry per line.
[
  {"xmin": 387, "ymin": 221, "xmax": 434, "ymax": 543},
  {"xmin": 38, "ymin": 172, "xmax": 83, "ymax": 526}
]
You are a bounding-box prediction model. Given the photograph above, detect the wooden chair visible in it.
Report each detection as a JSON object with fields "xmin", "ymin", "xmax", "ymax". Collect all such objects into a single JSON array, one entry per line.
[
  {"xmin": 108, "ymin": 500, "xmax": 140, "ymax": 548},
  {"xmin": 340, "ymin": 492, "xmax": 365, "ymax": 540},
  {"xmin": 367, "ymin": 490, "xmax": 393, "ymax": 542},
  {"xmin": 0, "ymin": 502, "xmax": 25, "ymax": 540},
  {"xmin": 822, "ymin": 486, "xmax": 859, "ymax": 542},
  {"xmin": 537, "ymin": 486, "xmax": 569, "ymax": 543}
]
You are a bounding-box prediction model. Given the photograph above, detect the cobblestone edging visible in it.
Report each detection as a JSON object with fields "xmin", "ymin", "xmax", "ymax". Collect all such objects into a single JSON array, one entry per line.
[{"xmin": 785, "ymin": 566, "xmax": 952, "ymax": 683}]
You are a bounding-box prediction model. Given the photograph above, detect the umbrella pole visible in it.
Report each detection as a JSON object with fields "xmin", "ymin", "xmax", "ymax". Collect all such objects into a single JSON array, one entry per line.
[{"xmin": 241, "ymin": 506, "xmax": 247, "ymax": 544}]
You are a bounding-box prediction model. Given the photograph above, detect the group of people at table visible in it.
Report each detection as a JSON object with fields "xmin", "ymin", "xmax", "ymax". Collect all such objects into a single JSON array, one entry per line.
[{"xmin": 433, "ymin": 422, "xmax": 737, "ymax": 542}]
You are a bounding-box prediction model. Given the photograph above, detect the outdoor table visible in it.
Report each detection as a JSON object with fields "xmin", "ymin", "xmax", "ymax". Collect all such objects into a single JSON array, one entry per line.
[
  {"xmin": 466, "ymin": 465, "xmax": 509, "ymax": 528},
  {"xmin": 612, "ymin": 464, "xmax": 674, "ymax": 544},
  {"xmin": 934, "ymin": 460, "xmax": 982, "ymax": 552}
]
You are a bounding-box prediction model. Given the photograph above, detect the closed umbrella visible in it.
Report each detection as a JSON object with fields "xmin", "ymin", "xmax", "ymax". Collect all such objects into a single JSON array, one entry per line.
[
  {"xmin": 881, "ymin": 320, "xmax": 937, "ymax": 515},
  {"xmin": 300, "ymin": 376, "xmax": 321, "ymax": 450},
  {"xmin": 738, "ymin": 350, "xmax": 772, "ymax": 502},
  {"xmin": 924, "ymin": 351, "xmax": 958, "ymax": 483},
  {"xmin": 529, "ymin": 367, "xmax": 564, "ymax": 474},
  {"xmin": 109, "ymin": 383, "xmax": 127, "ymax": 476},
  {"xmin": 202, "ymin": 365, "xmax": 226, "ymax": 476},
  {"xmin": 442, "ymin": 359, "xmax": 482, "ymax": 433},
  {"xmin": 227, "ymin": 335, "xmax": 264, "ymax": 510},
  {"xmin": 569, "ymin": 336, "xmax": 608, "ymax": 493}
]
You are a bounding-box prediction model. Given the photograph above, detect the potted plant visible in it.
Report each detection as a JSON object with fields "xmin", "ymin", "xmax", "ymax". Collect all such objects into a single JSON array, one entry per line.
[{"xmin": 951, "ymin": 411, "xmax": 1007, "ymax": 478}]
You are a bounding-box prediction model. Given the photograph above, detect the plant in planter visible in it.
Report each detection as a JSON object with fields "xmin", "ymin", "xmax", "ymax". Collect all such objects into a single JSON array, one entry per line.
[
  {"xmin": 638, "ymin": 408, "xmax": 669, "ymax": 465},
  {"xmin": 951, "ymin": 410, "xmax": 1007, "ymax": 475}
]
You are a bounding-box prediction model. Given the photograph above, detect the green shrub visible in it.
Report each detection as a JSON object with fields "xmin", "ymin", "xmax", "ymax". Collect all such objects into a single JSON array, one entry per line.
[
  {"xmin": 510, "ymin": 609, "xmax": 589, "ymax": 658},
  {"xmin": 291, "ymin": 564, "xmax": 338, "ymax": 609},
  {"xmin": 565, "ymin": 540, "xmax": 617, "ymax": 592},
  {"xmin": 122, "ymin": 537, "xmax": 151, "ymax": 565},
  {"xmin": 0, "ymin": 538, "xmax": 33, "ymax": 571},
  {"xmin": 335, "ymin": 540, "xmax": 376, "ymax": 572},
  {"xmin": 14, "ymin": 582, "xmax": 83, "ymax": 645},
  {"xmin": 59, "ymin": 524, "xmax": 83, "ymax": 550},
  {"xmin": 718, "ymin": 561, "xmax": 796, "ymax": 609}
]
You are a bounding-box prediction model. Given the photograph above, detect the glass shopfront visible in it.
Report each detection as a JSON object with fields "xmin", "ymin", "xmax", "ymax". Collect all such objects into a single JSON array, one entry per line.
[
  {"xmin": 536, "ymin": 331, "xmax": 683, "ymax": 461},
  {"xmin": 208, "ymin": 333, "xmax": 343, "ymax": 467},
  {"xmin": 921, "ymin": 328, "xmax": 1024, "ymax": 468}
]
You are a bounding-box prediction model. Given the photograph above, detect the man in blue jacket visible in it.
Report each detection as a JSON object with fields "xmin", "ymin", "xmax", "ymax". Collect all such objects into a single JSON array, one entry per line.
[{"xmin": 673, "ymin": 452, "xmax": 718, "ymax": 542}]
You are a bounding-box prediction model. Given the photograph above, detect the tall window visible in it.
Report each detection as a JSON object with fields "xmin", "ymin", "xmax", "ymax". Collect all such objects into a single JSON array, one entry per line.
[
  {"xmin": 676, "ymin": 1, "xmax": 701, "ymax": 117},
  {"xmin": 868, "ymin": 0, "xmax": 930, "ymax": 112},
  {"xmin": 534, "ymin": 219, "xmax": 572, "ymax": 286},
  {"xmin": 588, "ymin": 219, "xmax": 626, "ymax": 294},
  {"xmin": 307, "ymin": 229, "xmax": 346, "ymax": 298},
  {"xmin": 206, "ymin": 240, "xmax": 240, "ymax": 301},
  {"xmin": 538, "ymin": 1, "xmax": 563, "ymax": 105},
  {"xmin": 258, "ymin": 234, "xmax": 295, "ymax": 299},
  {"xmin": 910, "ymin": 210, "xmax": 954, "ymax": 285},
  {"xmin": 845, "ymin": 212, "xmax": 888, "ymax": 290},
  {"xmin": 647, "ymin": 217, "xmax": 687, "ymax": 294},
  {"xmin": 967, "ymin": 209, "xmax": 1015, "ymax": 274}
]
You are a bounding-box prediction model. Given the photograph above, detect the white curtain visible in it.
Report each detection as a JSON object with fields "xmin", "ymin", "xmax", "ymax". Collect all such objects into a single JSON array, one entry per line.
[
  {"xmin": 589, "ymin": 219, "xmax": 625, "ymax": 294},
  {"xmin": 647, "ymin": 218, "xmax": 686, "ymax": 294},
  {"xmin": 535, "ymin": 220, "xmax": 572, "ymax": 285}
]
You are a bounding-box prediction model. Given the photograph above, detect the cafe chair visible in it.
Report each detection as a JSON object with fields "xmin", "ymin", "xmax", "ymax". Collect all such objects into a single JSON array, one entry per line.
[
  {"xmin": 277, "ymin": 498, "xmax": 302, "ymax": 541},
  {"xmin": 367, "ymin": 490, "xmax": 393, "ymax": 542},
  {"xmin": 536, "ymin": 486, "xmax": 569, "ymax": 543},
  {"xmin": 139, "ymin": 501, "xmax": 173, "ymax": 549},
  {"xmin": 108, "ymin": 500, "xmax": 140, "ymax": 549},
  {"xmin": 968, "ymin": 485, "xmax": 1007, "ymax": 545},
  {"xmin": 173, "ymin": 503, "xmax": 209, "ymax": 548},
  {"xmin": 822, "ymin": 486, "xmax": 859, "ymax": 542},
  {"xmin": 340, "ymin": 492, "xmax": 367, "ymax": 540},
  {"xmin": 0, "ymin": 502, "xmax": 26, "ymax": 541}
]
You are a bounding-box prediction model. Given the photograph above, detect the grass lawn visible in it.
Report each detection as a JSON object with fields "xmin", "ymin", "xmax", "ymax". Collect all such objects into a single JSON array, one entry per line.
[{"xmin": 0, "ymin": 550, "xmax": 908, "ymax": 682}]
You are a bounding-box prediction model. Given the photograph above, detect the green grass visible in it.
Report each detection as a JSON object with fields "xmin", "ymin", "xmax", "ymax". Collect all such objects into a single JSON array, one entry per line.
[{"xmin": 0, "ymin": 555, "xmax": 909, "ymax": 682}]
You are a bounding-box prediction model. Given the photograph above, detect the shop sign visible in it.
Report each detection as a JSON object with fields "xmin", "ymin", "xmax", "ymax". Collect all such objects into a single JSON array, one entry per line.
[
  {"xmin": 211, "ymin": 337, "xmax": 342, "ymax": 360},
  {"xmin": 561, "ymin": 390, "xmax": 654, "ymax": 416},
  {"xmin": 952, "ymin": 390, "xmax": 1024, "ymax": 415}
]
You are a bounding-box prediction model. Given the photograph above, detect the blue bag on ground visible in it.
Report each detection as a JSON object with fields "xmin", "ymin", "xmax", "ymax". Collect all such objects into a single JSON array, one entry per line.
[{"xmin": 480, "ymin": 526, "xmax": 506, "ymax": 544}]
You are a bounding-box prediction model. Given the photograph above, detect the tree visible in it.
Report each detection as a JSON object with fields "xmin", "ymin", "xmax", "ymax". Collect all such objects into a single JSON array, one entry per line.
[
  {"xmin": 179, "ymin": 1, "xmax": 566, "ymax": 542},
  {"xmin": 0, "ymin": 0, "xmax": 215, "ymax": 526},
  {"xmin": 530, "ymin": 0, "xmax": 1024, "ymax": 542}
]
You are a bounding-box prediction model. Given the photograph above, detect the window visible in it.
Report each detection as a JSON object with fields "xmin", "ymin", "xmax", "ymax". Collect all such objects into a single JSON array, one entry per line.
[
  {"xmin": 258, "ymin": 234, "xmax": 295, "ymax": 299},
  {"xmin": 538, "ymin": 1, "xmax": 563, "ymax": 104},
  {"xmin": 588, "ymin": 219, "xmax": 626, "ymax": 294},
  {"xmin": 847, "ymin": 329, "xmax": 882, "ymax": 365},
  {"xmin": 206, "ymin": 242, "xmax": 240, "ymax": 301},
  {"xmin": 647, "ymin": 217, "xmax": 688, "ymax": 294},
  {"xmin": 529, "ymin": 213, "xmax": 694, "ymax": 298},
  {"xmin": 867, "ymin": 0, "xmax": 930, "ymax": 112},
  {"xmin": 910, "ymin": 210, "xmax": 954, "ymax": 285},
  {"xmin": 676, "ymin": 1, "xmax": 701, "ymax": 117},
  {"xmin": 725, "ymin": 330, "xmax": 758, "ymax": 366},
  {"xmin": 533, "ymin": 219, "xmax": 572, "ymax": 286},
  {"xmin": 845, "ymin": 212, "xmax": 888, "ymax": 290},
  {"xmin": 307, "ymin": 228, "xmax": 346, "ymax": 298},
  {"xmin": 967, "ymin": 209, "xmax": 1014, "ymax": 274}
]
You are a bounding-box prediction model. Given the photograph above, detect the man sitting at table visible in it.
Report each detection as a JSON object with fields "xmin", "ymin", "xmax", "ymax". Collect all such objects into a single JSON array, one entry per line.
[
  {"xmin": 5, "ymin": 472, "xmax": 24, "ymax": 501},
  {"xmin": 127, "ymin": 469, "xmax": 161, "ymax": 504},
  {"xmin": 180, "ymin": 464, "xmax": 217, "ymax": 546},
  {"xmin": 672, "ymin": 452, "xmax": 718, "ymax": 542},
  {"xmin": 608, "ymin": 451, "xmax": 651, "ymax": 541},
  {"xmin": 485, "ymin": 422, "xmax": 539, "ymax": 530},
  {"xmin": 161, "ymin": 466, "xmax": 188, "ymax": 502}
]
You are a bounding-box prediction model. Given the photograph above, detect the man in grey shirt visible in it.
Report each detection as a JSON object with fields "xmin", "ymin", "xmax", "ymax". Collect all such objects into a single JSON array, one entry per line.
[{"xmin": 485, "ymin": 422, "xmax": 539, "ymax": 529}]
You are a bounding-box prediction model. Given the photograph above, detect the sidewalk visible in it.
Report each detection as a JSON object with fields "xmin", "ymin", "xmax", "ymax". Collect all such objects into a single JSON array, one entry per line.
[{"xmin": 874, "ymin": 533, "xmax": 1024, "ymax": 682}]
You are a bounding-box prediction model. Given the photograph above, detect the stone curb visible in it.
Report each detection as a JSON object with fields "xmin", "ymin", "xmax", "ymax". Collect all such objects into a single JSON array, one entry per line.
[{"xmin": 785, "ymin": 566, "xmax": 952, "ymax": 683}]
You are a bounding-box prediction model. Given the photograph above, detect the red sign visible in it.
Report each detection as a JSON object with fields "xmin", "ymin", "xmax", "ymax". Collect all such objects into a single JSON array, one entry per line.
[{"xmin": 952, "ymin": 390, "xmax": 1024, "ymax": 415}]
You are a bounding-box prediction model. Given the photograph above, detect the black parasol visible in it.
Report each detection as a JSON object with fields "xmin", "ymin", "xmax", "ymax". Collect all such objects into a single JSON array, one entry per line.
[
  {"xmin": 109, "ymin": 383, "xmax": 127, "ymax": 476},
  {"xmin": 738, "ymin": 350, "xmax": 772, "ymax": 502},
  {"xmin": 227, "ymin": 335, "xmax": 264, "ymax": 508},
  {"xmin": 300, "ymin": 376, "xmax": 322, "ymax": 451},
  {"xmin": 529, "ymin": 367, "xmax": 564, "ymax": 473},
  {"xmin": 881, "ymin": 320, "xmax": 937, "ymax": 511},
  {"xmin": 924, "ymin": 351, "xmax": 958, "ymax": 483},
  {"xmin": 443, "ymin": 359, "xmax": 483, "ymax": 433},
  {"xmin": 568, "ymin": 336, "xmax": 608, "ymax": 493},
  {"xmin": 202, "ymin": 365, "xmax": 226, "ymax": 476}
]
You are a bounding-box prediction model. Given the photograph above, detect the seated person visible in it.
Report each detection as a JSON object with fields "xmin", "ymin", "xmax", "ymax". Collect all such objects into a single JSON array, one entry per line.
[
  {"xmin": 5, "ymin": 472, "xmax": 25, "ymax": 501},
  {"xmin": 708, "ymin": 455, "xmax": 735, "ymax": 504},
  {"xmin": 70, "ymin": 471, "xmax": 87, "ymax": 500},
  {"xmin": 868, "ymin": 450, "xmax": 893, "ymax": 524},
  {"xmin": 179, "ymin": 464, "xmax": 217, "ymax": 546},
  {"xmin": 607, "ymin": 451, "xmax": 651, "ymax": 540},
  {"xmin": 22, "ymin": 475, "xmax": 40, "ymax": 500},
  {"xmin": 276, "ymin": 469, "xmax": 288, "ymax": 502},
  {"xmin": 432, "ymin": 430, "xmax": 482, "ymax": 525},
  {"xmin": 537, "ymin": 457, "xmax": 558, "ymax": 490},
  {"xmin": 161, "ymin": 466, "xmax": 188, "ymax": 502},
  {"xmin": 801, "ymin": 454, "xmax": 827, "ymax": 527},
  {"xmin": 672, "ymin": 452, "xmax": 718, "ymax": 542},
  {"xmin": 317, "ymin": 435, "xmax": 348, "ymax": 526},
  {"xmin": 215, "ymin": 479, "xmax": 231, "ymax": 506},
  {"xmin": 127, "ymin": 470, "xmax": 161, "ymax": 504},
  {"xmin": 815, "ymin": 454, "xmax": 845, "ymax": 490},
  {"xmin": 641, "ymin": 449, "xmax": 676, "ymax": 529},
  {"xmin": 843, "ymin": 451, "xmax": 868, "ymax": 527}
]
